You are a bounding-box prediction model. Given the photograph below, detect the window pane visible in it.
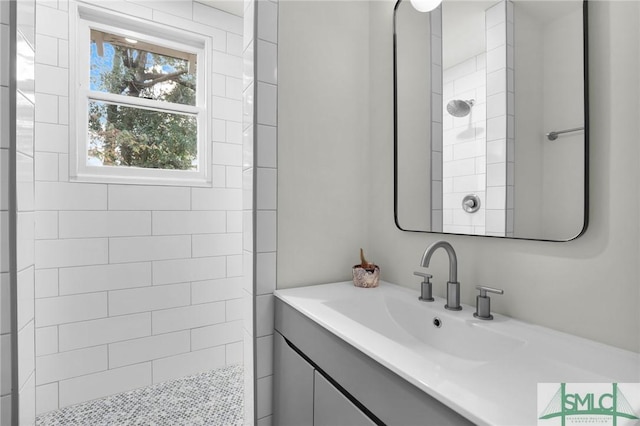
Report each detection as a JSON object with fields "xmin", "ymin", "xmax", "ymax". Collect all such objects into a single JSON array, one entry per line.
[
  {"xmin": 88, "ymin": 101, "xmax": 198, "ymax": 170},
  {"xmin": 90, "ymin": 30, "xmax": 197, "ymax": 106}
]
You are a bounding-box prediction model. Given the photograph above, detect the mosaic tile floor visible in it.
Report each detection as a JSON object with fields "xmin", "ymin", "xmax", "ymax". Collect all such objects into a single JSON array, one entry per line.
[{"xmin": 36, "ymin": 364, "xmax": 244, "ymax": 426}]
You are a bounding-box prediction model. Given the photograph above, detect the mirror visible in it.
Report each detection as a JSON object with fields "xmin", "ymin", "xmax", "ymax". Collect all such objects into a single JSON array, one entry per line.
[{"xmin": 394, "ymin": 0, "xmax": 588, "ymax": 241}]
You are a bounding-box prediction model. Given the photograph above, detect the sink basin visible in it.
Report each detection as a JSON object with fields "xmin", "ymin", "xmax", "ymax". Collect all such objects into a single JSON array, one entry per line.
[
  {"xmin": 386, "ymin": 295, "xmax": 525, "ymax": 361},
  {"xmin": 324, "ymin": 292, "xmax": 525, "ymax": 364}
]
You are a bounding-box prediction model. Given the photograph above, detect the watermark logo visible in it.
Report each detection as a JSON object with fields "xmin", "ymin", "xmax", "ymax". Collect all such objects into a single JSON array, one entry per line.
[{"xmin": 538, "ymin": 383, "xmax": 640, "ymax": 425}]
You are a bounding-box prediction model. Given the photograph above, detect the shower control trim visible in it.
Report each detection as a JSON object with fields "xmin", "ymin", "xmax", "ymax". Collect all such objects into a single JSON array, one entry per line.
[{"xmin": 462, "ymin": 194, "xmax": 481, "ymax": 213}]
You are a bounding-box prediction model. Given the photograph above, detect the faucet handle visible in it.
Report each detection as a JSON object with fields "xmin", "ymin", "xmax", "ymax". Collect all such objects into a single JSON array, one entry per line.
[
  {"xmin": 413, "ymin": 272, "xmax": 433, "ymax": 281},
  {"xmin": 414, "ymin": 272, "xmax": 434, "ymax": 302},
  {"xmin": 474, "ymin": 286, "xmax": 504, "ymax": 320},
  {"xmin": 476, "ymin": 285, "xmax": 504, "ymax": 297}
]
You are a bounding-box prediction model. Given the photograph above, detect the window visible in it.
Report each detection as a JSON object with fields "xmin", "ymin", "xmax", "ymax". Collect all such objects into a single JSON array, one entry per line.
[{"xmin": 71, "ymin": 3, "xmax": 211, "ymax": 186}]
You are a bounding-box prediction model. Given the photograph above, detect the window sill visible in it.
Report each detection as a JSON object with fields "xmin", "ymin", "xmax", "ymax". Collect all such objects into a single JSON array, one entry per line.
[{"xmin": 70, "ymin": 171, "xmax": 212, "ymax": 188}]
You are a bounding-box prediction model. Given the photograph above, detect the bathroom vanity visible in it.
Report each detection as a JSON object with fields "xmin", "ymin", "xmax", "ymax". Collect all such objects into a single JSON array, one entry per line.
[
  {"xmin": 273, "ymin": 294, "xmax": 472, "ymax": 425},
  {"xmin": 273, "ymin": 281, "xmax": 640, "ymax": 425}
]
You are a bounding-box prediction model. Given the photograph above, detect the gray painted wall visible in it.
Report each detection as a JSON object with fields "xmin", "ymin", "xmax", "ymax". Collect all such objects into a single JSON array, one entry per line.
[{"xmin": 278, "ymin": 1, "xmax": 371, "ymax": 289}]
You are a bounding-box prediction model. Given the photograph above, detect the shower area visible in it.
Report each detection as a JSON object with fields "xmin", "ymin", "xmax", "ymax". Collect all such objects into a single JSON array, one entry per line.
[
  {"xmin": 2, "ymin": 0, "xmax": 278, "ymax": 424},
  {"xmin": 438, "ymin": 0, "xmax": 515, "ymax": 236}
]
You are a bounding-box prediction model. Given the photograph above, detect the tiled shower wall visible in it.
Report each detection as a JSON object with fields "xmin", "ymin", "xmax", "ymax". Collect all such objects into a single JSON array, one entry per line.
[
  {"xmin": 430, "ymin": 6, "xmax": 443, "ymax": 232},
  {"xmin": 243, "ymin": 0, "xmax": 278, "ymax": 424},
  {"xmin": 33, "ymin": 0, "xmax": 244, "ymax": 414},
  {"xmin": 442, "ymin": 52, "xmax": 487, "ymax": 235},
  {"xmin": 3, "ymin": 0, "xmax": 38, "ymax": 423},
  {"xmin": 484, "ymin": 0, "xmax": 515, "ymax": 237},
  {"xmin": 442, "ymin": 0, "xmax": 514, "ymax": 236},
  {"xmin": 0, "ymin": 2, "xmax": 12, "ymax": 423},
  {"xmin": 17, "ymin": 0, "xmax": 37, "ymax": 423},
  {"xmin": 242, "ymin": 0, "xmax": 255, "ymax": 422}
]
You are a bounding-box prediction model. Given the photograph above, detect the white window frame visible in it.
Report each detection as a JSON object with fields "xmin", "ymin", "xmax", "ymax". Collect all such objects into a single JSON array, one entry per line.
[{"xmin": 70, "ymin": 2, "xmax": 212, "ymax": 186}]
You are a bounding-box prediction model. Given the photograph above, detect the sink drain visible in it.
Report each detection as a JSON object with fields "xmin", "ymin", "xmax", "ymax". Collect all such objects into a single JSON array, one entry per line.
[{"xmin": 433, "ymin": 317, "xmax": 442, "ymax": 328}]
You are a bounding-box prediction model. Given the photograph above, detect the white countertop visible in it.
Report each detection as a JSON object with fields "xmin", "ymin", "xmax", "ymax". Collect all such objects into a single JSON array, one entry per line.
[{"xmin": 274, "ymin": 281, "xmax": 640, "ymax": 426}]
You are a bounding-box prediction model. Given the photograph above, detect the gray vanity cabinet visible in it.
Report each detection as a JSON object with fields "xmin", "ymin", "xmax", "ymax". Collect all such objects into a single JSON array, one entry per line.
[
  {"xmin": 314, "ymin": 372, "xmax": 376, "ymax": 426},
  {"xmin": 273, "ymin": 332, "xmax": 314, "ymax": 426},
  {"xmin": 274, "ymin": 331, "xmax": 375, "ymax": 426}
]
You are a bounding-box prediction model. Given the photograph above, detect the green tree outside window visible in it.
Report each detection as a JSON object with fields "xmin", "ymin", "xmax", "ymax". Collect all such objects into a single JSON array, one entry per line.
[{"xmin": 88, "ymin": 34, "xmax": 199, "ymax": 170}]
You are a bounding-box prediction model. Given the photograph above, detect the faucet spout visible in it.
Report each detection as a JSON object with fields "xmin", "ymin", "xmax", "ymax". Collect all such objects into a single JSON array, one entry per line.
[
  {"xmin": 420, "ymin": 241, "xmax": 458, "ymax": 283},
  {"xmin": 420, "ymin": 241, "xmax": 462, "ymax": 311}
]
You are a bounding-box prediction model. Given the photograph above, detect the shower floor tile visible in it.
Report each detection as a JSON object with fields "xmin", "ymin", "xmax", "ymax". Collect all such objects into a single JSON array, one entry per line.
[{"xmin": 36, "ymin": 364, "xmax": 244, "ymax": 426}]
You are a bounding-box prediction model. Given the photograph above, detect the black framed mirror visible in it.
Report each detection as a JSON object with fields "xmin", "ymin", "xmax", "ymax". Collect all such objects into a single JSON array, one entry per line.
[{"xmin": 393, "ymin": 0, "xmax": 588, "ymax": 241}]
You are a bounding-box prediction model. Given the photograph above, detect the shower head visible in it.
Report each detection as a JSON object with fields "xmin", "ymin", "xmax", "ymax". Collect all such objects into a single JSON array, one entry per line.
[{"xmin": 446, "ymin": 99, "xmax": 475, "ymax": 118}]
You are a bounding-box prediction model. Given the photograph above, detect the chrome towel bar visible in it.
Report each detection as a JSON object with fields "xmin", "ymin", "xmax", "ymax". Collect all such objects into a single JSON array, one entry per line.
[{"xmin": 546, "ymin": 126, "xmax": 584, "ymax": 141}]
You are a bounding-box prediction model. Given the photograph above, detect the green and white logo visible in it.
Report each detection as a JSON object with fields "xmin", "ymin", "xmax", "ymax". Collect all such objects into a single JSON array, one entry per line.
[{"xmin": 538, "ymin": 383, "xmax": 640, "ymax": 426}]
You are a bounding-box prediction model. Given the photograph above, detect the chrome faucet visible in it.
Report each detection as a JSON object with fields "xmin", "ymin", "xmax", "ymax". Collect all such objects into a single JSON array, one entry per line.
[{"xmin": 420, "ymin": 241, "xmax": 462, "ymax": 311}]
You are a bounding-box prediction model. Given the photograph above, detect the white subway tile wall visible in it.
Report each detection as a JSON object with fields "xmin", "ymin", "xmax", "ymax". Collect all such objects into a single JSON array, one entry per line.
[
  {"xmin": 0, "ymin": 2, "xmax": 11, "ymax": 408},
  {"xmin": 33, "ymin": 0, "xmax": 244, "ymax": 414},
  {"xmin": 505, "ymin": 1, "xmax": 515, "ymax": 237},
  {"xmin": 58, "ymin": 313, "xmax": 151, "ymax": 352},
  {"xmin": 58, "ymin": 363, "xmax": 152, "ymax": 408},
  {"xmin": 255, "ymin": 334, "xmax": 273, "ymax": 379},
  {"xmin": 108, "ymin": 331, "xmax": 190, "ymax": 369},
  {"xmin": 248, "ymin": 1, "xmax": 278, "ymax": 423},
  {"xmin": 152, "ymin": 257, "xmax": 227, "ymax": 286},
  {"xmin": 35, "ymin": 382, "xmax": 57, "ymax": 415},
  {"xmin": 14, "ymin": 0, "xmax": 38, "ymax": 422},
  {"xmin": 442, "ymin": 50, "xmax": 487, "ymax": 235},
  {"xmin": 1, "ymin": 335, "xmax": 11, "ymax": 396},
  {"xmin": 256, "ymin": 374, "xmax": 273, "ymax": 421},
  {"xmin": 36, "ymin": 346, "xmax": 107, "ymax": 386},
  {"xmin": 242, "ymin": 1, "xmax": 255, "ymax": 423},
  {"xmin": 152, "ymin": 345, "xmax": 226, "ymax": 384},
  {"xmin": 484, "ymin": 0, "xmax": 515, "ymax": 236}
]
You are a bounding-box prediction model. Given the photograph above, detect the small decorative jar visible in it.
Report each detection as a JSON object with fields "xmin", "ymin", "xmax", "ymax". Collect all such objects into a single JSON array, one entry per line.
[{"xmin": 352, "ymin": 264, "xmax": 380, "ymax": 288}]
